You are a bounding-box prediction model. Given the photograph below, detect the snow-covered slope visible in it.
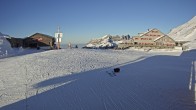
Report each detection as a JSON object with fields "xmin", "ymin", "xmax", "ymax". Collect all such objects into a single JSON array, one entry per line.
[
  {"xmin": 0, "ymin": 49, "xmax": 150, "ymax": 108},
  {"xmin": 168, "ymin": 16, "xmax": 196, "ymax": 41},
  {"xmin": 1, "ymin": 48, "xmax": 196, "ymax": 110}
]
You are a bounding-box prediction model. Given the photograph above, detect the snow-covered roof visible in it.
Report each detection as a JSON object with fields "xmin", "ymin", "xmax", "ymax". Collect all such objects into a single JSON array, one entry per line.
[
  {"xmin": 153, "ymin": 35, "xmax": 176, "ymax": 42},
  {"xmin": 137, "ymin": 28, "xmax": 164, "ymax": 37},
  {"xmin": 153, "ymin": 35, "xmax": 165, "ymax": 41},
  {"xmin": 138, "ymin": 29, "xmax": 153, "ymax": 36}
]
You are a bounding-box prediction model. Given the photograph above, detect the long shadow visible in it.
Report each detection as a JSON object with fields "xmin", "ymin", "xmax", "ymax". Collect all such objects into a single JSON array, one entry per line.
[
  {"xmin": 1, "ymin": 50, "xmax": 196, "ymax": 110},
  {"xmin": 33, "ymin": 56, "xmax": 147, "ymax": 89}
]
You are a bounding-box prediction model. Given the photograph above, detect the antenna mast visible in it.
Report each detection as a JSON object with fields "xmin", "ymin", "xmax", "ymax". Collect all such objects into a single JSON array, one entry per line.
[{"xmin": 55, "ymin": 26, "xmax": 63, "ymax": 49}]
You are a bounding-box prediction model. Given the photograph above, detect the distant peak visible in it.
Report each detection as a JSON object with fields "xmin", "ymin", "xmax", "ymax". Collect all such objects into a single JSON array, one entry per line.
[{"xmin": 102, "ymin": 35, "xmax": 111, "ymax": 39}]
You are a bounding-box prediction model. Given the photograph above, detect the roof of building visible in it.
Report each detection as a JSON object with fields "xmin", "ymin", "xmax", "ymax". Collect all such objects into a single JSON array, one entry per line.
[
  {"xmin": 154, "ymin": 35, "xmax": 176, "ymax": 42},
  {"xmin": 138, "ymin": 28, "xmax": 165, "ymax": 37},
  {"xmin": 153, "ymin": 35, "xmax": 165, "ymax": 41},
  {"xmin": 27, "ymin": 33, "xmax": 55, "ymax": 39}
]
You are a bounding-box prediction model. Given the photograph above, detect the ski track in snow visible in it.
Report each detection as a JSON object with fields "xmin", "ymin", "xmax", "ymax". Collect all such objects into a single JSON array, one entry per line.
[{"xmin": 0, "ymin": 49, "xmax": 196, "ymax": 110}]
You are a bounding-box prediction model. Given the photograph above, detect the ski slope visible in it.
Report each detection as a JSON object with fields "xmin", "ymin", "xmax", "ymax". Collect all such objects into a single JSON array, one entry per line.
[
  {"xmin": 168, "ymin": 16, "xmax": 196, "ymax": 42},
  {"xmin": 0, "ymin": 49, "xmax": 196, "ymax": 110}
]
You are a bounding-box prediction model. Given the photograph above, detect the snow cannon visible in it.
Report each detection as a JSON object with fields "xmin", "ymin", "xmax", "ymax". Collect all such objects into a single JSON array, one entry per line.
[{"xmin": 114, "ymin": 68, "xmax": 120, "ymax": 73}]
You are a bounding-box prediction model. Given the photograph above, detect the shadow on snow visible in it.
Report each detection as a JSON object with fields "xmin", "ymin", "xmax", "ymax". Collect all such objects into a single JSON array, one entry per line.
[{"xmin": 1, "ymin": 50, "xmax": 196, "ymax": 110}]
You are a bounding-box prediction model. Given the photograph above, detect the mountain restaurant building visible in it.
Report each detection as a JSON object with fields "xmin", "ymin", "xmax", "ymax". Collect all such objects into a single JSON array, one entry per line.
[
  {"xmin": 23, "ymin": 33, "xmax": 55, "ymax": 48},
  {"xmin": 132, "ymin": 28, "xmax": 176, "ymax": 48}
]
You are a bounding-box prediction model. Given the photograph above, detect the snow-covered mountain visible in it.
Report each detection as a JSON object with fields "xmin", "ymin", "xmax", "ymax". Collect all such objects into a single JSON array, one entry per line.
[
  {"xmin": 168, "ymin": 16, "xmax": 196, "ymax": 41},
  {"xmin": 168, "ymin": 16, "xmax": 196, "ymax": 50},
  {"xmin": 84, "ymin": 35, "xmax": 130, "ymax": 49}
]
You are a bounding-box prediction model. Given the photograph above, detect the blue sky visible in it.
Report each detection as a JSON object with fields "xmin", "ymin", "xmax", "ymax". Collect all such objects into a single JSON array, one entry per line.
[{"xmin": 0, "ymin": 0, "xmax": 196, "ymax": 44}]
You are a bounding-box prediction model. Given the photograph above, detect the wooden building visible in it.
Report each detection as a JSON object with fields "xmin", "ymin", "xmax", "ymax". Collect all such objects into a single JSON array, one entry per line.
[{"xmin": 23, "ymin": 33, "xmax": 55, "ymax": 48}]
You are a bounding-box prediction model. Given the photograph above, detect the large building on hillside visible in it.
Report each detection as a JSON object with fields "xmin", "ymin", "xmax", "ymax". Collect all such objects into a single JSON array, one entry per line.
[
  {"xmin": 118, "ymin": 28, "xmax": 176, "ymax": 49},
  {"xmin": 133, "ymin": 28, "xmax": 176, "ymax": 48}
]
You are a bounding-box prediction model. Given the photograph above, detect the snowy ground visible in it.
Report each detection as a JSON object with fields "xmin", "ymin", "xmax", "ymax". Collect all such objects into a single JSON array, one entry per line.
[{"xmin": 0, "ymin": 48, "xmax": 196, "ymax": 110}]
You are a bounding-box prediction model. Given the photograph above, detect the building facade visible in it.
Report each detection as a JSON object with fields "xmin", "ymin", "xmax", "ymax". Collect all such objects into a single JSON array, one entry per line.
[
  {"xmin": 154, "ymin": 35, "xmax": 176, "ymax": 48},
  {"xmin": 118, "ymin": 29, "xmax": 176, "ymax": 49}
]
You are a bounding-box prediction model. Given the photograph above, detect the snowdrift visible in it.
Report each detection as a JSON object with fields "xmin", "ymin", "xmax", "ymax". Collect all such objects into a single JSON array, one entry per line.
[{"xmin": 0, "ymin": 33, "xmax": 12, "ymax": 57}]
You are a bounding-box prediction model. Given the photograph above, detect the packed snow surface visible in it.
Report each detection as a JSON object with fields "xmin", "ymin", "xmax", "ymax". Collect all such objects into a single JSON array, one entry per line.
[{"xmin": 0, "ymin": 48, "xmax": 196, "ymax": 110}]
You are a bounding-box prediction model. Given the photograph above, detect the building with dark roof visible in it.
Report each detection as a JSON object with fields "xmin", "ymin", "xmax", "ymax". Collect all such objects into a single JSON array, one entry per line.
[{"xmin": 23, "ymin": 33, "xmax": 55, "ymax": 48}]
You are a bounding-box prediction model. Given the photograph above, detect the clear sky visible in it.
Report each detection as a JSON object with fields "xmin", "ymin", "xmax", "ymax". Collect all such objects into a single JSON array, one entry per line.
[{"xmin": 0, "ymin": 0, "xmax": 196, "ymax": 44}]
